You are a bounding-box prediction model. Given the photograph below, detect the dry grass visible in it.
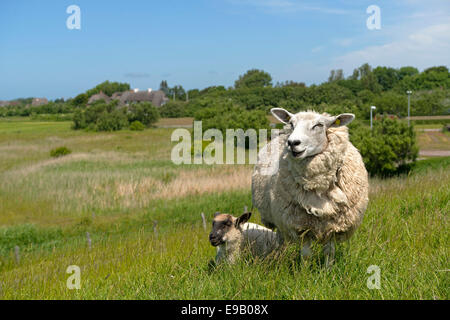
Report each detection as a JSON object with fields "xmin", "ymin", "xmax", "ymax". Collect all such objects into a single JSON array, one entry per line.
[
  {"xmin": 115, "ymin": 165, "xmax": 251, "ymax": 200},
  {"xmin": 417, "ymin": 131, "xmax": 450, "ymax": 151},
  {"xmin": 0, "ymin": 121, "xmax": 254, "ymax": 225},
  {"xmin": 409, "ymin": 115, "xmax": 450, "ymax": 120},
  {"xmin": 155, "ymin": 117, "xmax": 194, "ymax": 127},
  {"xmin": 0, "ymin": 158, "xmax": 252, "ymax": 225}
]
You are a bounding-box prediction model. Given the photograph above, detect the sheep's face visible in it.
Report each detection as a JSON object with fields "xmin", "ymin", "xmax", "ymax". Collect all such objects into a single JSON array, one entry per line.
[
  {"xmin": 209, "ymin": 212, "xmax": 251, "ymax": 246},
  {"xmin": 271, "ymin": 108, "xmax": 355, "ymax": 159}
]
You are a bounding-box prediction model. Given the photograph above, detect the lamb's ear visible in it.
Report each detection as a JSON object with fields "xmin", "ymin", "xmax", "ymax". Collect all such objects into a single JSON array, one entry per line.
[
  {"xmin": 271, "ymin": 108, "xmax": 293, "ymax": 124},
  {"xmin": 235, "ymin": 212, "xmax": 252, "ymax": 227},
  {"xmin": 327, "ymin": 113, "xmax": 355, "ymax": 128},
  {"xmin": 214, "ymin": 211, "xmax": 220, "ymax": 218}
]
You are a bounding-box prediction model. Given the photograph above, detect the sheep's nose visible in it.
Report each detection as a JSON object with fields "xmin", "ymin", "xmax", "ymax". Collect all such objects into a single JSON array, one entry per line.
[{"xmin": 288, "ymin": 139, "xmax": 301, "ymax": 147}]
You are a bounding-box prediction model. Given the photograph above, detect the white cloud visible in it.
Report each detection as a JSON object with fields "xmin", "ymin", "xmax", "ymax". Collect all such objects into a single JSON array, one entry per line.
[
  {"xmin": 311, "ymin": 46, "xmax": 323, "ymax": 53},
  {"xmin": 333, "ymin": 38, "xmax": 353, "ymax": 47},
  {"xmin": 227, "ymin": 0, "xmax": 350, "ymax": 15},
  {"xmin": 332, "ymin": 23, "xmax": 450, "ymax": 72}
]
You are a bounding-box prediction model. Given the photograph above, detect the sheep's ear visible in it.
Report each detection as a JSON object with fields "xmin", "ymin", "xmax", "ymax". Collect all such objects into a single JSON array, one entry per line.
[
  {"xmin": 327, "ymin": 113, "xmax": 355, "ymax": 128},
  {"xmin": 235, "ymin": 212, "xmax": 252, "ymax": 227},
  {"xmin": 271, "ymin": 108, "xmax": 293, "ymax": 124},
  {"xmin": 214, "ymin": 211, "xmax": 220, "ymax": 217}
]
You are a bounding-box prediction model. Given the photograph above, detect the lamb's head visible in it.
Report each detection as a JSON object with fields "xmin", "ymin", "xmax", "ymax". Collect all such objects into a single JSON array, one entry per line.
[
  {"xmin": 271, "ymin": 108, "xmax": 355, "ymax": 159},
  {"xmin": 209, "ymin": 212, "xmax": 251, "ymax": 247}
]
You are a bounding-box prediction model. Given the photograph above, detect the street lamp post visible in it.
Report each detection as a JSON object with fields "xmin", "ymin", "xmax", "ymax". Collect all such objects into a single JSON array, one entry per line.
[
  {"xmin": 406, "ymin": 90, "xmax": 412, "ymax": 126},
  {"xmin": 370, "ymin": 106, "xmax": 376, "ymax": 130}
]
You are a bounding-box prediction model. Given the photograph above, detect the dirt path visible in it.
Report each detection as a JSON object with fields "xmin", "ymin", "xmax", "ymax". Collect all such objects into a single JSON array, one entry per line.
[
  {"xmin": 420, "ymin": 128, "xmax": 442, "ymax": 132},
  {"xmin": 419, "ymin": 150, "xmax": 450, "ymax": 157}
]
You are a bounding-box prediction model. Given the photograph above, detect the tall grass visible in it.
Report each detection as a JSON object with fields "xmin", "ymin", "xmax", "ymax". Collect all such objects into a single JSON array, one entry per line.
[{"xmin": 0, "ymin": 120, "xmax": 448, "ymax": 299}]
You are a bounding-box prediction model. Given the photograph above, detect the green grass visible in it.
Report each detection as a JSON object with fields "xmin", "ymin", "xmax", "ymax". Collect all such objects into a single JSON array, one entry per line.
[
  {"xmin": 414, "ymin": 124, "xmax": 443, "ymax": 130},
  {"xmin": 0, "ymin": 120, "xmax": 448, "ymax": 299},
  {"xmin": 413, "ymin": 157, "xmax": 450, "ymax": 173}
]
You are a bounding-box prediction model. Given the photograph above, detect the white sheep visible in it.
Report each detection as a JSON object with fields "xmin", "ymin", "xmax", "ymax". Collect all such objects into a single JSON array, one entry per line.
[
  {"xmin": 209, "ymin": 212, "xmax": 280, "ymax": 264},
  {"xmin": 252, "ymin": 108, "xmax": 369, "ymax": 266}
]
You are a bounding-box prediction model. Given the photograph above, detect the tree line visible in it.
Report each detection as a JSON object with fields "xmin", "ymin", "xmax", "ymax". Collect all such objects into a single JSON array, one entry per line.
[{"xmin": 1, "ymin": 63, "xmax": 449, "ymax": 120}]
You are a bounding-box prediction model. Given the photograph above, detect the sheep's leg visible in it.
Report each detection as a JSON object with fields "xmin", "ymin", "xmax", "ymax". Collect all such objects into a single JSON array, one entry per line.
[
  {"xmin": 300, "ymin": 239, "xmax": 312, "ymax": 260},
  {"xmin": 323, "ymin": 241, "xmax": 335, "ymax": 268},
  {"xmin": 226, "ymin": 251, "xmax": 239, "ymax": 264},
  {"xmin": 215, "ymin": 246, "xmax": 225, "ymax": 264}
]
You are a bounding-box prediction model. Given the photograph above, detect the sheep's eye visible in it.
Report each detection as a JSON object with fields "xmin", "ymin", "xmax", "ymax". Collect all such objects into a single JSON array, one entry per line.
[
  {"xmin": 290, "ymin": 122, "xmax": 295, "ymax": 129},
  {"xmin": 313, "ymin": 123, "xmax": 323, "ymax": 130}
]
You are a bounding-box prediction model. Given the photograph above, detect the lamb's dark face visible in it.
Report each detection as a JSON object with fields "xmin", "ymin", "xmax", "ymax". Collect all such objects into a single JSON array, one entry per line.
[
  {"xmin": 209, "ymin": 214, "xmax": 233, "ymax": 246},
  {"xmin": 209, "ymin": 212, "xmax": 251, "ymax": 247},
  {"xmin": 271, "ymin": 108, "xmax": 355, "ymax": 159}
]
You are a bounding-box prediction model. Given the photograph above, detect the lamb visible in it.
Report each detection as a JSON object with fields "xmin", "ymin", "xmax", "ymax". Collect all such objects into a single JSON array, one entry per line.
[
  {"xmin": 209, "ymin": 212, "xmax": 280, "ymax": 264},
  {"xmin": 252, "ymin": 108, "xmax": 369, "ymax": 266}
]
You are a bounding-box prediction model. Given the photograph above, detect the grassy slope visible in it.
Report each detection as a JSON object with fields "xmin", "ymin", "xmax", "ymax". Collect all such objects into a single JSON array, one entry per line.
[{"xmin": 0, "ymin": 120, "xmax": 448, "ymax": 299}]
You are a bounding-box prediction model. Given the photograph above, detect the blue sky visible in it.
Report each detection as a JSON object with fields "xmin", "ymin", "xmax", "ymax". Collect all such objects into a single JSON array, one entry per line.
[{"xmin": 0, "ymin": 0, "xmax": 449, "ymax": 100}]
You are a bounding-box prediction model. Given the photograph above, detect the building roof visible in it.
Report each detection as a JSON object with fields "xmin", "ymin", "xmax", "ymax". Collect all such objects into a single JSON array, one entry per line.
[
  {"xmin": 118, "ymin": 90, "xmax": 168, "ymax": 107},
  {"xmin": 87, "ymin": 92, "xmax": 111, "ymax": 105},
  {"xmin": 111, "ymin": 92, "xmax": 123, "ymax": 99},
  {"xmin": 31, "ymin": 97, "xmax": 48, "ymax": 106}
]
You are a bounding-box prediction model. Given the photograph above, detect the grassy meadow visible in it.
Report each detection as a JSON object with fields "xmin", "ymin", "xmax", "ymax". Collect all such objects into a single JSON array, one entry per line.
[{"xmin": 0, "ymin": 119, "xmax": 449, "ymax": 299}]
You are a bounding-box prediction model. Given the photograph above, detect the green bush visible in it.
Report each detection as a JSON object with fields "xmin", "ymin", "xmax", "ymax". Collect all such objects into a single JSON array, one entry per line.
[
  {"xmin": 350, "ymin": 116, "xmax": 418, "ymax": 176},
  {"xmin": 72, "ymin": 101, "xmax": 158, "ymax": 131},
  {"xmin": 194, "ymin": 102, "xmax": 271, "ymax": 149},
  {"xmin": 50, "ymin": 146, "xmax": 72, "ymax": 158},
  {"xmin": 159, "ymin": 101, "xmax": 187, "ymax": 118},
  {"xmin": 129, "ymin": 120, "xmax": 145, "ymax": 131},
  {"xmin": 127, "ymin": 102, "xmax": 160, "ymax": 127},
  {"xmin": 95, "ymin": 109, "xmax": 128, "ymax": 131}
]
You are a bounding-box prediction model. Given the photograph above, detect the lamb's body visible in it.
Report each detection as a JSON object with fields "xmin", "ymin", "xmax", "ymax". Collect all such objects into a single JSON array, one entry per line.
[
  {"xmin": 216, "ymin": 222, "xmax": 280, "ymax": 264},
  {"xmin": 252, "ymin": 117, "xmax": 369, "ymax": 249}
]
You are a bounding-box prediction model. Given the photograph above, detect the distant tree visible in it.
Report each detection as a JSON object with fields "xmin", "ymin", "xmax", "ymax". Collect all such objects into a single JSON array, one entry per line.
[
  {"xmin": 398, "ymin": 66, "xmax": 419, "ymax": 80},
  {"xmin": 328, "ymin": 70, "xmax": 336, "ymax": 83},
  {"xmin": 187, "ymin": 89, "xmax": 200, "ymax": 100},
  {"xmin": 235, "ymin": 69, "xmax": 272, "ymax": 89},
  {"xmin": 72, "ymin": 93, "xmax": 88, "ymax": 107},
  {"xmin": 358, "ymin": 63, "xmax": 372, "ymax": 79},
  {"xmin": 159, "ymin": 80, "xmax": 170, "ymax": 96},
  {"xmin": 424, "ymin": 66, "xmax": 449, "ymax": 74},
  {"xmin": 168, "ymin": 85, "xmax": 186, "ymax": 101},
  {"xmin": 328, "ymin": 69, "xmax": 344, "ymax": 82},
  {"xmin": 349, "ymin": 68, "xmax": 360, "ymax": 80},
  {"xmin": 199, "ymin": 86, "xmax": 227, "ymax": 96},
  {"xmin": 373, "ymin": 66, "xmax": 400, "ymax": 91},
  {"xmin": 275, "ymin": 80, "xmax": 306, "ymax": 88},
  {"xmin": 85, "ymin": 81, "xmax": 130, "ymax": 97},
  {"xmin": 353, "ymin": 63, "xmax": 382, "ymax": 93},
  {"xmin": 372, "ymin": 91, "xmax": 407, "ymax": 116}
]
